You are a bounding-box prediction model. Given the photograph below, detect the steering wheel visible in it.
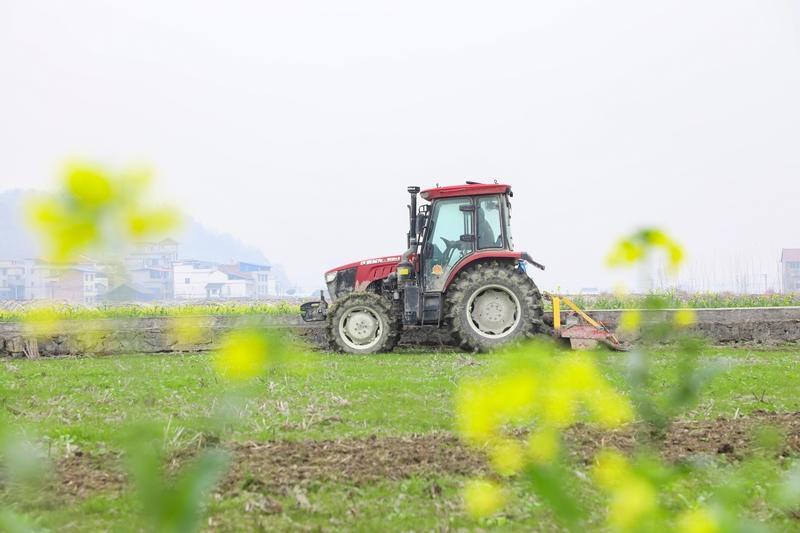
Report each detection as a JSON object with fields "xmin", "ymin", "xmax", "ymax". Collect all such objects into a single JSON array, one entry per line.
[{"xmin": 440, "ymin": 237, "xmax": 466, "ymax": 265}]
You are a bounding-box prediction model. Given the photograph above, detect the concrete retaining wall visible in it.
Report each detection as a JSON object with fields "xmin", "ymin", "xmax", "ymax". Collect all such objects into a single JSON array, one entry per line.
[{"xmin": 1, "ymin": 307, "xmax": 799, "ymax": 358}]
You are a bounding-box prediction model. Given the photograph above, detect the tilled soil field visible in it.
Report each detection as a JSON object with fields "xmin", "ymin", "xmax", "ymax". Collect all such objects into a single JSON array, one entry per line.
[{"xmin": 55, "ymin": 411, "xmax": 800, "ymax": 501}]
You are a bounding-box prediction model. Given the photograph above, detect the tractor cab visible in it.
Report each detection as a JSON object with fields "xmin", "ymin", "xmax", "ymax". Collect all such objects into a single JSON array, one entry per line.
[
  {"xmin": 412, "ymin": 183, "xmax": 515, "ymax": 293},
  {"xmin": 393, "ymin": 183, "xmax": 543, "ymax": 328}
]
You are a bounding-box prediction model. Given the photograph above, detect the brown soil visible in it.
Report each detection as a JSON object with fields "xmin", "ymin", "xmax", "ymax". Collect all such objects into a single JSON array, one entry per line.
[{"xmin": 54, "ymin": 411, "xmax": 800, "ymax": 500}]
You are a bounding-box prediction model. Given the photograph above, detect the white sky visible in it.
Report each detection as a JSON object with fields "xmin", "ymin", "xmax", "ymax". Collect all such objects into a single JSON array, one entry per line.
[{"xmin": 1, "ymin": 1, "xmax": 799, "ymax": 293}]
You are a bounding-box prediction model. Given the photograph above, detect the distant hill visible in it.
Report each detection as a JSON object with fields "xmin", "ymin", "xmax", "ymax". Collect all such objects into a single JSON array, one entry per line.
[{"xmin": 0, "ymin": 189, "xmax": 290, "ymax": 289}]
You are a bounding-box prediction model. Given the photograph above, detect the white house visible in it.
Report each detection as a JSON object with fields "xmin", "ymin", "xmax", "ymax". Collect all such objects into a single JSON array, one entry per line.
[
  {"xmin": 174, "ymin": 261, "xmax": 224, "ymax": 299},
  {"xmin": 173, "ymin": 260, "xmax": 274, "ymax": 299},
  {"xmin": 22, "ymin": 259, "xmax": 58, "ymax": 300},
  {"xmin": 0, "ymin": 260, "xmax": 25, "ymax": 300},
  {"xmin": 123, "ymin": 239, "xmax": 178, "ymax": 298}
]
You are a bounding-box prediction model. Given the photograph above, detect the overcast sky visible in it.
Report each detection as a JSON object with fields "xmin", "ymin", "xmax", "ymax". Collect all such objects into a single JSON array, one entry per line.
[{"xmin": 1, "ymin": 1, "xmax": 798, "ymax": 293}]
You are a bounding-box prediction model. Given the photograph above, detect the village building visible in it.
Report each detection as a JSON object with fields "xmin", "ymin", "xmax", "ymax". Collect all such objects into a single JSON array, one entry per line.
[{"xmin": 781, "ymin": 249, "xmax": 800, "ymax": 293}]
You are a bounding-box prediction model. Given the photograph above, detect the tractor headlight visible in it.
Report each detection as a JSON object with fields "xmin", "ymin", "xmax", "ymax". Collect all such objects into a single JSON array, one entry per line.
[{"xmin": 325, "ymin": 271, "xmax": 338, "ymax": 283}]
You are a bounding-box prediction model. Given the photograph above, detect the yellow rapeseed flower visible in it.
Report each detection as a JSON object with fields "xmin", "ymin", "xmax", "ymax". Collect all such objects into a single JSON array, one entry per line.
[
  {"xmin": 171, "ymin": 316, "xmax": 208, "ymax": 345},
  {"xmin": 463, "ymin": 479, "xmax": 506, "ymax": 519},
  {"xmin": 65, "ymin": 162, "xmax": 115, "ymax": 207},
  {"xmin": 489, "ymin": 438, "xmax": 526, "ymax": 477},
  {"xmin": 676, "ymin": 507, "xmax": 720, "ymax": 533},
  {"xmin": 492, "ymin": 370, "xmax": 538, "ymax": 420},
  {"xmin": 618, "ymin": 310, "xmax": 641, "ymax": 332},
  {"xmin": 527, "ymin": 426, "xmax": 559, "ymax": 465},
  {"xmin": 25, "ymin": 161, "xmax": 179, "ymax": 263},
  {"xmin": 541, "ymin": 387, "xmax": 578, "ymax": 428},
  {"xmin": 607, "ymin": 239, "xmax": 645, "ymax": 267},
  {"xmin": 673, "ymin": 309, "xmax": 697, "ymax": 328},
  {"xmin": 589, "ymin": 386, "xmax": 635, "ymax": 428},
  {"xmin": 455, "ymin": 384, "xmax": 496, "ymax": 446},
  {"xmin": 558, "ymin": 356, "xmax": 601, "ymax": 392},
  {"xmin": 214, "ymin": 329, "xmax": 270, "ymax": 381},
  {"xmin": 606, "ymin": 478, "xmax": 658, "ymax": 531},
  {"xmin": 126, "ymin": 207, "xmax": 181, "ymax": 238},
  {"xmin": 593, "ymin": 450, "xmax": 660, "ymax": 531},
  {"xmin": 606, "ymin": 228, "xmax": 685, "ymax": 272},
  {"xmin": 592, "ymin": 450, "xmax": 631, "ymax": 490}
]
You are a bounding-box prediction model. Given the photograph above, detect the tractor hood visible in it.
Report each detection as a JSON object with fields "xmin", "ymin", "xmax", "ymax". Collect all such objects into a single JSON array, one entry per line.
[{"xmin": 325, "ymin": 254, "xmax": 402, "ymax": 299}]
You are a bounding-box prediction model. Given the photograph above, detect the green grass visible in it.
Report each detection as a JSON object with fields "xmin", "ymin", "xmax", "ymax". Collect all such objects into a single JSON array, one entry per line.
[
  {"xmin": 566, "ymin": 291, "xmax": 800, "ymax": 310},
  {"xmin": 2, "ymin": 346, "xmax": 800, "ymax": 531},
  {"xmin": 4, "ymin": 347, "xmax": 800, "ymax": 449},
  {"xmin": 0, "ymin": 301, "xmax": 300, "ymax": 322}
]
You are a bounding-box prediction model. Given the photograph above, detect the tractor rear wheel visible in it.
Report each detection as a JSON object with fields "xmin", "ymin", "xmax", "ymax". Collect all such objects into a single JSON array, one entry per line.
[
  {"xmin": 327, "ymin": 292, "xmax": 401, "ymax": 354},
  {"xmin": 445, "ymin": 261, "xmax": 543, "ymax": 352}
]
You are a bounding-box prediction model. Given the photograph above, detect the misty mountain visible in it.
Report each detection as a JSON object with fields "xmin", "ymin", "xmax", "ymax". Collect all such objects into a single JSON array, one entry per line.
[{"xmin": 0, "ymin": 189, "xmax": 291, "ymax": 289}]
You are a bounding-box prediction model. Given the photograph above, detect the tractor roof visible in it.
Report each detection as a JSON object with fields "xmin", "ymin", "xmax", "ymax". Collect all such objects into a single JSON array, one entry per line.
[{"xmin": 420, "ymin": 183, "xmax": 511, "ymax": 201}]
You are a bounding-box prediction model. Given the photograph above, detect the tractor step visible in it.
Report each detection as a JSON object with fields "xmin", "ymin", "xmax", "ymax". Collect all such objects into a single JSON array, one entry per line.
[{"xmin": 544, "ymin": 292, "xmax": 628, "ymax": 351}]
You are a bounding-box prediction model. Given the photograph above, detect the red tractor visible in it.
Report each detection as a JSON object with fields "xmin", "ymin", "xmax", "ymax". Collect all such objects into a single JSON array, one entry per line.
[{"xmin": 301, "ymin": 182, "xmax": 548, "ymax": 353}]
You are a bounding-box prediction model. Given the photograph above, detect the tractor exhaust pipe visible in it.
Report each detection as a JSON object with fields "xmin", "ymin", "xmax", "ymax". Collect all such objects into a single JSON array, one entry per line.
[{"xmin": 406, "ymin": 186, "xmax": 420, "ymax": 248}]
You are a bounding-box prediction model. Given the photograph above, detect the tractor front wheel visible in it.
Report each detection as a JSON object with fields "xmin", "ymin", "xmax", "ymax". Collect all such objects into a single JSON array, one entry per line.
[
  {"xmin": 327, "ymin": 292, "xmax": 401, "ymax": 354},
  {"xmin": 445, "ymin": 261, "xmax": 543, "ymax": 352}
]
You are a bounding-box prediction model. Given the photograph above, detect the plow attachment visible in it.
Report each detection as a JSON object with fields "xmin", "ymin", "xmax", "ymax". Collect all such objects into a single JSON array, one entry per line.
[{"xmin": 545, "ymin": 293, "xmax": 628, "ymax": 351}]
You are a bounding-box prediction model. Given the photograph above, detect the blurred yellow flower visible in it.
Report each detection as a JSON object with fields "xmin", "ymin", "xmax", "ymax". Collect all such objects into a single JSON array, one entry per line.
[
  {"xmin": 673, "ymin": 309, "xmax": 697, "ymax": 328},
  {"xmin": 592, "ymin": 450, "xmax": 631, "ymax": 490},
  {"xmin": 607, "ymin": 239, "xmax": 644, "ymax": 267},
  {"xmin": 456, "ymin": 342, "xmax": 633, "ymax": 457},
  {"xmin": 607, "ymin": 478, "xmax": 658, "ymax": 531},
  {"xmin": 558, "ymin": 356, "xmax": 600, "ymax": 391},
  {"xmin": 463, "ymin": 479, "xmax": 506, "ymax": 519},
  {"xmin": 127, "ymin": 208, "xmax": 180, "ymax": 238},
  {"xmin": 593, "ymin": 450, "xmax": 660, "ymax": 531},
  {"xmin": 26, "ymin": 161, "xmax": 179, "ymax": 263},
  {"xmin": 489, "ymin": 438, "xmax": 525, "ymax": 477},
  {"xmin": 618, "ymin": 310, "xmax": 641, "ymax": 332},
  {"xmin": 606, "ymin": 228, "xmax": 685, "ymax": 272},
  {"xmin": 65, "ymin": 162, "xmax": 115, "ymax": 207},
  {"xmin": 676, "ymin": 507, "xmax": 719, "ymax": 533},
  {"xmin": 494, "ymin": 371, "xmax": 538, "ymax": 420},
  {"xmin": 455, "ymin": 384, "xmax": 496, "ymax": 446},
  {"xmin": 527, "ymin": 426, "xmax": 559, "ymax": 465},
  {"xmin": 214, "ymin": 329, "xmax": 270, "ymax": 381},
  {"xmin": 171, "ymin": 316, "xmax": 208, "ymax": 346},
  {"xmin": 589, "ymin": 387, "xmax": 634, "ymax": 428},
  {"xmin": 541, "ymin": 388, "xmax": 577, "ymax": 428},
  {"xmin": 22, "ymin": 307, "xmax": 62, "ymax": 337}
]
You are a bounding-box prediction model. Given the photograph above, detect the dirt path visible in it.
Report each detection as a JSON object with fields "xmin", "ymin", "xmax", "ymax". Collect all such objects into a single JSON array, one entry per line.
[{"xmin": 55, "ymin": 411, "xmax": 800, "ymax": 500}]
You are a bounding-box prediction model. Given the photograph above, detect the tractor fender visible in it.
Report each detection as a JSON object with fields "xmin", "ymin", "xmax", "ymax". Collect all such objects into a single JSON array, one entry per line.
[{"xmin": 442, "ymin": 251, "xmax": 545, "ymax": 292}]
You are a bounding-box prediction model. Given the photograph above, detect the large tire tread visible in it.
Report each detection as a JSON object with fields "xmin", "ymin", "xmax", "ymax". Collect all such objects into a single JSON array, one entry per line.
[
  {"xmin": 444, "ymin": 260, "xmax": 544, "ymax": 352},
  {"xmin": 326, "ymin": 292, "xmax": 401, "ymax": 354}
]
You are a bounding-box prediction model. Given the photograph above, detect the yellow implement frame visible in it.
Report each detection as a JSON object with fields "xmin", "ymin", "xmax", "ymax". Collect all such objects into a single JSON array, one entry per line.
[
  {"xmin": 545, "ymin": 292, "xmax": 624, "ymax": 350},
  {"xmin": 548, "ymin": 293, "xmax": 605, "ymax": 332}
]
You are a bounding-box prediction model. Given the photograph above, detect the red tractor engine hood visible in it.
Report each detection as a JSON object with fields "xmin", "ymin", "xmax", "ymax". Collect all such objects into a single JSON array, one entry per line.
[
  {"xmin": 325, "ymin": 255, "xmax": 403, "ymax": 297},
  {"xmin": 323, "ymin": 251, "xmax": 544, "ymax": 300}
]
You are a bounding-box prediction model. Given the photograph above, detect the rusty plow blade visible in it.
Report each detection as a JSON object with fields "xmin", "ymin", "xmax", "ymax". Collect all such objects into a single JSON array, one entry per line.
[{"xmin": 544, "ymin": 292, "xmax": 628, "ymax": 351}]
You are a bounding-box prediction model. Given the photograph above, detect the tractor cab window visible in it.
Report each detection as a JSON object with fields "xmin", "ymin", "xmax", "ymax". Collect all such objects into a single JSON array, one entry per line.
[
  {"xmin": 423, "ymin": 197, "xmax": 474, "ymax": 292},
  {"xmin": 504, "ymin": 197, "xmax": 514, "ymax": 250},
  {"xmin": 477, "ymin": 196, "xmax": 503, "ymax": 249}
]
